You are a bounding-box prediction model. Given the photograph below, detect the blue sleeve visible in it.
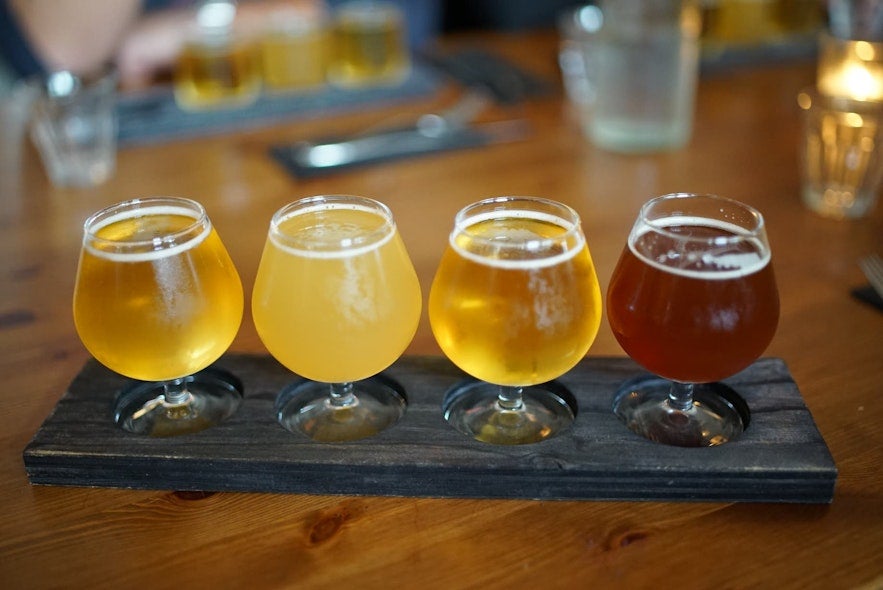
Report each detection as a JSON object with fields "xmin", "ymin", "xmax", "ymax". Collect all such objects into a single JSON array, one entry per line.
[{"xmin": 0, "ymin": 0, "xmax": 46, "ymax": 77}]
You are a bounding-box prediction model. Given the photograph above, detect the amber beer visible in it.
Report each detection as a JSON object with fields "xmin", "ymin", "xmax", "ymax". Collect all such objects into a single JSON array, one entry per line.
[
  {"xmin": 73, "ymin": 200, "xmax": 244, "ymax": 382},
  {"xmin": 429, "ymin": 209, "xmax": 602, "ymax": 387},
  {"xmin": 607, "ymin": 218, "xmax": 779, "ymax": 384}
]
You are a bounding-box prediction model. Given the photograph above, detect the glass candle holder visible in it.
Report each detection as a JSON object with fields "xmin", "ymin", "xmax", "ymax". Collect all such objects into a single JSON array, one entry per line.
[{"xmin": 817, "ymin": 32, "xmax": 883, "ymax": 101}]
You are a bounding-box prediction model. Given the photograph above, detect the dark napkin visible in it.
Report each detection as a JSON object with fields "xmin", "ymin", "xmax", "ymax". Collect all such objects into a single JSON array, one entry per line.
[
  {"xmin": 852, "ymin": 285, "xmax": 883, "ymax": 312},
  {"xmin": 419, "ymin": 47, "xmax": 553, "ymax": 104}
]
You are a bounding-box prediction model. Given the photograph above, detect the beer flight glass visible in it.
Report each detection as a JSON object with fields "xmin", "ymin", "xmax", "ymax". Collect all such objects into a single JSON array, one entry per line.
[
  {"xmin": 429, "ymin": 197, "xmax": 602, "ymax": 445},
  {"xmin": 607, "ymin": 193, "xmax": 779, "ymax": 447},
  {"xmin": 252, "ymin": 195, "xmax": 421, "ymax": 442},
  {"xmin": 73, "ymin": 197, "xmax": 244, "ymax": 436}
]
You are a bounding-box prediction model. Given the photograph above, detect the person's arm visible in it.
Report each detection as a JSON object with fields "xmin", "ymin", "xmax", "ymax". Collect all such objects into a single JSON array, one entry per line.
[
  {"xmin": 7, "ymin": 0, "xmax": 143, "ymax": 75},
  {"xmin": 7, "ymin": 0, "xmax": 326, "ymax": 89}
]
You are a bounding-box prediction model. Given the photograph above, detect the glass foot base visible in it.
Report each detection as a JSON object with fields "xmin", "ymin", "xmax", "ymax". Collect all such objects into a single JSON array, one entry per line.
[
  {"xmin": 276, "ymin": 376, "xmax": 406, "ymax": 442},
  {"xmin": 442, "ymin": 380, "xmax": 576, "ymax": 445},
  {"xmin": 114, "ymin": 368, "xmax": 243, "ymax": 437},
  {"xmin": 613, "ymin": 376, "xmax": 749, "ymax": 447}
]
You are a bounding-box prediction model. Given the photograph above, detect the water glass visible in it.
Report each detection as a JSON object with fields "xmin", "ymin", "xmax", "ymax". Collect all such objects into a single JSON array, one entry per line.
[
  {"xmin": 29, "ymin": 68, "xmax": 118, "ymax": 188},
  {"xmin": 558, "ymin": 0, "xmax": 701, "ymax": 153}
]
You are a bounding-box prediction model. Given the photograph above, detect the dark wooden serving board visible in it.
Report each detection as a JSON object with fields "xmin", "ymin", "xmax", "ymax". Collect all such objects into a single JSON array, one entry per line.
[{"xmin": 23, "ymin": 355, "xmax": 837, "ymax": 503}]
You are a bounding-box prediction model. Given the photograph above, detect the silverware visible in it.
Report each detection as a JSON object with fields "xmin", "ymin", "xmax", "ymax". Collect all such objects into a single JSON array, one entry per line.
[
  {"xmin": 411, "ymin": 89, "xmax": 492, "ymax": 134},
  {"xmin": 859, "ymin": 253, "xmax": 883, "ymax": 299},
  {"xmin": 293, "ymin": 90, "xmax": 490, "ymax": 164},
  {"xmin": 289, "ymin": 119, "xmax": 530, "ymax": 171},
  {"xmin": 286, "ymin": 90, "xmax": 531, "ymax": 172}
]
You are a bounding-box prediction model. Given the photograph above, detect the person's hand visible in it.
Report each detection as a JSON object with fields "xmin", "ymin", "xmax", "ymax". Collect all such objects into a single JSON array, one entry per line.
[{"xmin": 115, "ymin": 8, "xmax": 194, "ymax": 90}]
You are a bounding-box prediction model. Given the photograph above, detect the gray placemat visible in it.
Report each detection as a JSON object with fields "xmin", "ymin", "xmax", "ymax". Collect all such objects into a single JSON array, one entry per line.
[{"xmin": 116, "ymin": 62, "xmax": 443, "ymax": 147}]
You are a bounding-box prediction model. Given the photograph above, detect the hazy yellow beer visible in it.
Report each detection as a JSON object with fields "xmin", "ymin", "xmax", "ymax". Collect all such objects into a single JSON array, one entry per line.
[
  {"xmin": 73, "ymin": 200, "xmax": 244, "ymax": 382},
  {"xmin": 260, "ymin": 19, "xmax": 329, "ymax": 92},
  {"xmin": 430, "ymin": 209, "xmax": 602, "ymax": 387},
  {"xmin": 252, "ymin": 199, "xmax": 421, "ymax": 383}
]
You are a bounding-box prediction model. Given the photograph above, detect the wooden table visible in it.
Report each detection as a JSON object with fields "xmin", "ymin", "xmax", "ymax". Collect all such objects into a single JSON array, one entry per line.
[{"xmin": 1, "ymin": 31, "xmax": 881, "ymax": 589}]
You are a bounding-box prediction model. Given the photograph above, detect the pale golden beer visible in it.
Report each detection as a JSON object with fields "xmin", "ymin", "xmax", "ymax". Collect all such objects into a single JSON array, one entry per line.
[
  {"xmin": 252, "ymin": 198, "xmax": 421, "ymax": 384},
  {"xmin": 327, "ymin": 1, "xmax": 410, "ymax": 87},
  {"xmin": 429, "ymin": 197, "xmax": 601, "ymax": 444},
  {"xmin": 430, "ymin": 208, "xmax": 602, "ymax": 387},
  {"xmin": 73, "ymin": 200, "xmax": 244, "ymax": 382}
]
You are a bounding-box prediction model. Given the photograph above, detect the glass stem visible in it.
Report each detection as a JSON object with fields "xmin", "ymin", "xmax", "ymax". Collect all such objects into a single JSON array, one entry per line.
[
  {"xmin": 668, "ymin": 381, "xmax": 695, "ymax": 412},
  {"xmin": 160, "ymin": 378, "xmax": 197, "ymax": 420},
  {"xmin": 163, "ymin": 378, "xmax": 192, "ymax": 406},
  {"xmin": 497, "ymin": 386, "xmax": 524, "ymax": 411},
  {"xmin": 328, "ymin": 382, "xmax": 356, "ymax": 408}
]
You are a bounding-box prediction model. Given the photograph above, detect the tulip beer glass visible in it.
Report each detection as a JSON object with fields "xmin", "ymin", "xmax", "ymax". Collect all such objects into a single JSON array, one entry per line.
[
  {"xmin": 73, "ymin": 197, "xmax": 244, "ymax": 436},
  {"xmin": 429, "ymin": 197, "xmax": 602, "ymax": 445},
  {"xmin": 252, "ymin": 195, "xmax": 421, "ymax": 442},
  {"xmin": 607, "ymin": 193, "xmax": 779, "ymax": 447}
]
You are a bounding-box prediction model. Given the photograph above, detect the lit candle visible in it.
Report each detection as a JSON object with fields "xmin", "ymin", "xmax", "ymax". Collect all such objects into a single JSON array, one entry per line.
[{"xmin": 817, "ymin": 36, "xmax": 883, "ymax": 101}]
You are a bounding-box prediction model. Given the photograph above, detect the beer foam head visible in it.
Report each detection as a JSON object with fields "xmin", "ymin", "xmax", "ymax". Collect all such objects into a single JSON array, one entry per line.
[
  {"xmin": 451, "ymin": 209, "xmax": 585, "ymax": 270},
  {"xmin": 84, "ymin": 205, "xmax": 210, "ymax": 262},
  {"xmin": 630, "ymin": 216, "xmax": 771, "ymax": 280},
  {"xmin": 269, "ymin": 202, "xmax": 394, "ymax": 259}
]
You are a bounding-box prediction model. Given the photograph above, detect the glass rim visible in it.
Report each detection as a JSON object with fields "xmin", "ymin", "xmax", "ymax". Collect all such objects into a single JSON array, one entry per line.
[
  {"xmin": 269, "ymin": 194, "xmax": 395, "ymax": 252},
  {"xmin": 453, "ymin": 196, "xmax": 583, "ymax": 248},
  {"xmin": 638, "ymin": 192, "xmax": 767, "ymax": 243},
  {"xmin": 83, "ymin": 196, "xmax": 208, "ymax": 249}
]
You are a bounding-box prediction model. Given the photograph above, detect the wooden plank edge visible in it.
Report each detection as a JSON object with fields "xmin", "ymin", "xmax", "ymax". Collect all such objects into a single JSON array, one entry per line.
[{"xmin": 23, "ymin": 454, "xmax": 837, "ymax": 504}]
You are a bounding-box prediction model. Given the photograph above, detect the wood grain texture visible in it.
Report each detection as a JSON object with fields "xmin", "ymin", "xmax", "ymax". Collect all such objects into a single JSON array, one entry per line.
[
  {"xmin": 23, "ymin": 354, "xmax": 836, "ymax": 503},
  {"xmin": 2, "ymin": 30, "xmax": 881, "ymax": 590}
]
